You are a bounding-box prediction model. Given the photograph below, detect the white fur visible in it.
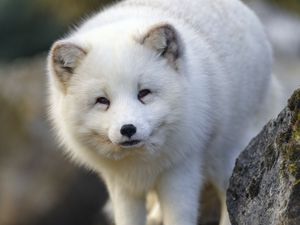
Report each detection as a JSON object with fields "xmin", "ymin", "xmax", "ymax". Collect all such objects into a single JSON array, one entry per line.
[{"xmin": 47, "ymin": 0, "xmax": 284, "ymax": 225}]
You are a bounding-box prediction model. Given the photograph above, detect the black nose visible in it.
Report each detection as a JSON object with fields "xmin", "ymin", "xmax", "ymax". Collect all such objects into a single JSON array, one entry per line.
[{"xmin": 120, "ymin": 124, "xmax": 136, "ymax": 138}]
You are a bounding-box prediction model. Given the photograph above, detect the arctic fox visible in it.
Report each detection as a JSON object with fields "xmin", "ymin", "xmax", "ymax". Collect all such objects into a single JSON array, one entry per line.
[{"xmin": 47, "ymin": 0, "xmax": 283, "ymax": 225}]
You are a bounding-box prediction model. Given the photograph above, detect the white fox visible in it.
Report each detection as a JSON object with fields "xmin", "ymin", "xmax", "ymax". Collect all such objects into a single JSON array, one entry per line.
[{"xmin": 47, "ymin": 0, "xmax": 283, "ymax": 225}]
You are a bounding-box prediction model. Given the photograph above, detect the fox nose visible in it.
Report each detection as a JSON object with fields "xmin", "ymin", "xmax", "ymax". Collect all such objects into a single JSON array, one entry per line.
[{"xmin": 120, "ymin": 124, "xmax": 136, "ymax": 138}]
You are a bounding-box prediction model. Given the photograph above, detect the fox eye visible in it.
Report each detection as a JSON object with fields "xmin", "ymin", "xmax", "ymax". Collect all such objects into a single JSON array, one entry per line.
[
  {"xmin": 138, "ymin": 89, "xmax": 151, "ymax": 102},
  {"xmin": 95, "ymin": 97, "xmax": 110, "ymax": 108}
]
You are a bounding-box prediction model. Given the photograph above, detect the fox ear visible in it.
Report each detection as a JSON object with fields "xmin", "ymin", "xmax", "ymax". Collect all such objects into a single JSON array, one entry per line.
[
  {"xmin": 49, "ymin": 41, "xmax": 87, "ymax": 91},
  {"xmin": 140, "ymin": 24, "xmax": 182, "ymax": 68}
]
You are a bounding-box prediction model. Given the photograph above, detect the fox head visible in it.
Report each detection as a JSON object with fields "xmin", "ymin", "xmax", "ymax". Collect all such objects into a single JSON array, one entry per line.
[{"xmin": 48, "ymin": 23, "xmax": 187, "ymax": 161}]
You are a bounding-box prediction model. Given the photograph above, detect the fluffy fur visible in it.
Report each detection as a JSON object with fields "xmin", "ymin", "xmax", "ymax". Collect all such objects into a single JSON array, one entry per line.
[{"xmin": 47, "ymin": 0, "xmax": 283, "ymax": 225}]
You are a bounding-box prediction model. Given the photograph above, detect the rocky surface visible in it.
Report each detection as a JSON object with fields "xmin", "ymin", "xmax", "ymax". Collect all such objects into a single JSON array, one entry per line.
[{"xmin": 227, "ymin": 89, "xmax": 300, "ymax": 225}]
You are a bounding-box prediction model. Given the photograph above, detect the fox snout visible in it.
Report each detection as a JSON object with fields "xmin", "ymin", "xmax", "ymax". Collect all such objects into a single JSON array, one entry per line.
[
  {"xmin": 107, "ymin": 117, "xmax": 151, "ymax": 148},
  {"xmin": 120, "ymin": 124, "xmax": 137, "ymax": 138}
]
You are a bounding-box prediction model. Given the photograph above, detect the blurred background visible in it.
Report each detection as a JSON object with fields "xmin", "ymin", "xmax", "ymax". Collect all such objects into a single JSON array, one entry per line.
[{"xmin": 0, "ymin": 0, "xmax": 299, "ymax": 225}]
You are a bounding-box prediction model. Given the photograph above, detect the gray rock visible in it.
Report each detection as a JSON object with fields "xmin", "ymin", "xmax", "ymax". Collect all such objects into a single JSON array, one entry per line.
[{"xmin": 227, "ymin": 89, "xmax": 300, "ymax": 225}]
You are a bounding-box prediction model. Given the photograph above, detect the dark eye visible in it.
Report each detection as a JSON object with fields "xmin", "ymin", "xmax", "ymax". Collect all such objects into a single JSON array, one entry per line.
[
  {"xmin": 95, "ymin": 97, "xmax": 110, "ymax": 107},
  {"xmin": 138, "ymin": 89, "xmax": 151, "ymax": 102}
]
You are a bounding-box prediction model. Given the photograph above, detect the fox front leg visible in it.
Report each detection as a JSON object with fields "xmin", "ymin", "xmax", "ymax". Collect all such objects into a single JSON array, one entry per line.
[
  {"xmin": 107, "ymin": 181, "xmax": 147, "ymax": 225},
  {"xmin": 156, "ymin": 156, "xmax": 202, "ymax": 225}
]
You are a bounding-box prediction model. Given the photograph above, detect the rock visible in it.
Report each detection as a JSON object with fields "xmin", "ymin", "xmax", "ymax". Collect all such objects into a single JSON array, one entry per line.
[{"xmin": 227, "ymin": 89, "xmax": 300, "ymax": 225}]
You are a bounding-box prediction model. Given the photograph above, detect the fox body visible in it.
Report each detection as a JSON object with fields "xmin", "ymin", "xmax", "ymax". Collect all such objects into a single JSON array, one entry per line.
[{"xmin": 47, "ymin": 0, "xmax": 281, "ymax": 225}]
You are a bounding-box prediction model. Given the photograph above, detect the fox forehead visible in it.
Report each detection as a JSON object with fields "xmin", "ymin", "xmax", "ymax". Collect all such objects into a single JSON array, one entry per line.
[
  {"xmin": 72, "ymin": 44, "xmax": 166, "ymax": 96},
  {"xmin": 53, "ymin": 21, "xmax": 181, "ymax": 101},
  {"xmin": 77, "ymin": 33, "xmax": 147, "ymax": 69},
  {"xmin": 75, "ymin": 50, "xmax": 156, "ymax": 97}
]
